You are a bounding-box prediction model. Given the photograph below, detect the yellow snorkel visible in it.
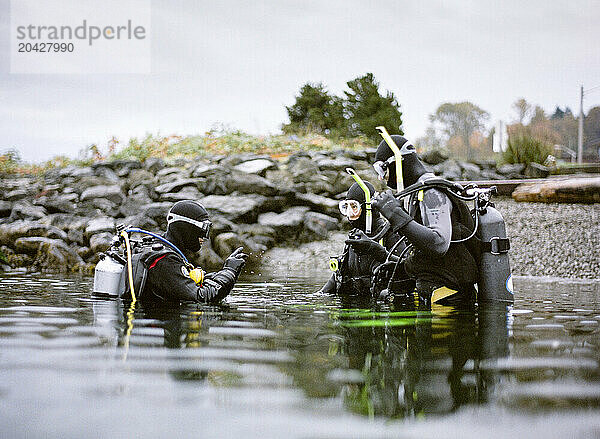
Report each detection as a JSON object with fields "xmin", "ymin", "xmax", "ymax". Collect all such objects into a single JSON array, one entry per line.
[
  {"xmin": 376, "ymin": 126, "xmax": 404, "ymax": 194},
  {"xmin": 346, "ymin": 168, "xmax": 372, "ymax": 235}
]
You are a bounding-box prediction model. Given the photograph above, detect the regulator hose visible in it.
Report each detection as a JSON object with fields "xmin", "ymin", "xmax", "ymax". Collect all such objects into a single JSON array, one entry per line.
[{"xmin": 120, "ymin": 230, "xmax": 136, "ymax": 303}]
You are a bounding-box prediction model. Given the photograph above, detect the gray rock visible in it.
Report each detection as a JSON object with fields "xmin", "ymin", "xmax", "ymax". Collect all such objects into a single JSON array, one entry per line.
[
  {"xmin": 126, "ymin": 169, "xmax": 155, "ymax": 191},
  {"xmin": 343, "ymin": 150, "xmax": 368, "ymax": 161},
  {"xmin": 191, "ymin": 163, "xmax": 224, "ymax": 178},
  {"xmin": 212, "ymin": 232, "xmax": 264, "ymax": 260},
  {"xmin": 234, "ymin": 159, "xmax": 277, "ymax": 176},
  {"xmin": 111, "ymin": 160, "xmax": 142, "ymax": 177},
  {"xmin": 201, "ymin": 194, "xmax": 268, "ymax": 223},
  {"xmin": 156, "ymin": 167, "xmax": 186, "ymax": 179},
  {"xmin": 294, "ymin": 192, "xmax": 339, "ymax": 216},
  {"xmin": 316, "ymin": 157, "xmax": 357, "ymax": 171},
  {"xmin": 9, "ymin": 201, "xmax": 47, "ymax": 221},
  {"xmin": 33, "ymin": 195, "xmax": 77, "ymax": 214},
  {"xmin": 210, "ymin": 215, "xmax": 237, "ymax": 236},
  {"xmin": 304, "ymin": 212, "xmax": 339, "ymax": 237},
  {"xmin": 89, "ymin": 232, "xmax": 114, "ymax": 253},
  {"xmin": 120, "ymin": 214, "xmax": 158, "ymax": 231},
  {"xmin": 80, "ymin": 185, "xmax": 124, "ymax": 204},
  {"xmin": 460, "ymin": 162, "xmax": 482, "ymax": 181},
  {"xmin": 0, "ymin": 201, "xmax": 12, "ymax": 217},
  {"xmin": 524, "ymin": 162, "xmax": 550, "ymax": 178},
  {"xmin": 5, "ymin": 189, "xmax": 28, "ymax": 201},
  {"xmin": 59, "ymin": 166, "xmax": 94, "ymax": 179},
  {"xmin": 497, "ymin": 163, "xmax": 526, "ymax": 176},
  {"xmin": 160, "ymin": 187, "xmax": 203, "ymax": 203},
  {"xmin": 226, "ymin": 172, "xmax": 279, "ymax": 197},
  {"xmin": 93, "ymin": 166, "xmax": 120, "ymax": 183},
  {"xmin": 85, "ymin": 217, "xmax": 115, "ymax": 238},
  {"xmin": 194, "ymin": 241, "xmax": 224, "ymax": 270},
  {"xmin": 434, "ymin": 160, "xmax": 462, "ymax": 181},
  {"xmin": 78, "ymin": 198, "xmax": 117, "ymax": 216},
  {"xmin": 258, "ymin": 207, "xmax": 309, "ymax": 240},
  {"xmin": 288, "ymin": 158, "xmax": 320, "ymax": 181},
  {"xmin": 155, "ymin": 178, "xmax": 200, "ymax": 194},
  {"xmin": 14, "ymin": 237, "xmax": 83, "ymax": 271},
  {"xmin": 44, "ymin": 214, "xmax": 88, "ymax": 232},
  {"xmin": 480, "ymin": 169, "xmax": 504, "ymax": 180},
  {"xmin": 144, "ymin": 157, "xmax": 165, "ymax": 174},
  {"xmin": 138, "ymin": 202, "xmax": 172, "ymax": 226},
  {"xmin": 67, "ymin": 229, "xmax": 85, "ymax": 246},
  {"xmin": 420, "ymin": 149, "xmax": 449, "ymax": 165}
]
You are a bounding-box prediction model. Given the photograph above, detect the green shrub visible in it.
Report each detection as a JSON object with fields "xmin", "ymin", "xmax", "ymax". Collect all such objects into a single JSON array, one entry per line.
[{"xmin": 502, "ymin": 130, "xmax": 553, "ymax": 166}]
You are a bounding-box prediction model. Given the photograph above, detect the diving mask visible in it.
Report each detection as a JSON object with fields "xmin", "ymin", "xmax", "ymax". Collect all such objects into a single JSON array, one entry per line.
[
  {"xmin": 166, "ymin": 212, "xmax": 212, "ymax": 239},
  {"xmin": 339, "ymin": 199, "xmax": 362, "ymax": 220},
  {"xmin": 373, "ymin": 156, "xmax": 396, "ymax": 181}
]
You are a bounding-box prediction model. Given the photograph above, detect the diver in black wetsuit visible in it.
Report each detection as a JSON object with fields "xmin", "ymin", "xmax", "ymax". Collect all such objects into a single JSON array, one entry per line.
[
  {"xmin": 371, "ymin": 135, "xmax": 479, "ymax": 306},
  {"xmin": 318, "ymin": 179, "xmax": 404, "ymax": 297},
  {"xmin": 121, "ymin": 200, "xmax": 247, "ymax": 304}
]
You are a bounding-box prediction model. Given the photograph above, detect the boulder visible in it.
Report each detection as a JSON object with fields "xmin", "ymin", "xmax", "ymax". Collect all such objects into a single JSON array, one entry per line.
[
  {"xmin": 497, "ymin": 163, "xmax": 526, "ymax": 177},
  {"xmin": 225, "ymin": 172, "xmax": 279, "ymax": 197},
  {"xmin": 126, "ymin": 169, "xmax": 155, "ymax": 191},
  {"xmin": 111, "ymin": 160, "xmax": 142, "ymax": 178},
  {"xmin": 80, "ymin": 185, "xmax": 124, "ymax": 204},
  {"xmin": 304, "ymin": 212, "xmax": 339, "ymax": 237},
  {"xmin": 288, "ymin": 158, "xmax": 320, "ymax": 182},
  {"xmin": 14, "ymin": 237, "xmax": 83, "ymax": 272},
  {"xmin": 233, "ymin": 159, "xmax": 277, "ymax": 176},
  {"xmin": 191, "ymin": 163, "xmax": 225, "ymax": 178},
  {"xmin": 33, "ymin": 195, "xmax": 77, "ymax": 214},
  {"xmin": 194, "ymin": 241, "xmax": 224, "ymax": 270},
  {"xmin": 420, "ymin": 149, "xmax": 449, "ymax": 165},
  {"xmin": 156, "ymin": 167, "xmax": 185, "ymax": 179},
  {"xmin": 155, "ymin": 178, "xmax": 200, "ymax": 194},
  {"xmin": 67, "ymin": 229, "xmax": 85, "ymax": 246},
  {"xmin": 85, "ymin": 217, "xmax": 115, "ymax": 238},
  {"xmin": 0, "ymin": 201, "xmax": 12, "ymax": 217},
  {"xmin": 210, "ymin": 215, "xmax": 237, "ymax": 236},
  {"xmin": 9, "ymin": 201, "xmax": 47, "ymax": 221},
  {"xmin": 120, "ymin": 214, "xmax": 158, "ymax": 231},
  {"xmin": 93, "ymin": 166, "xmax": 120, "ymax": 183},
  {"xmin": 89, "ymin": 232, "xmax": 114, "ymax": 253},
  {"xmin": 5, "ymin": 189, "xmax": 28, "ymax": 201},
  {"xmin": 460, "ymin": 162, "xmax": 482, "ymax": 181},
  {"xmin": 201, "ymin": 194, "xmax": 268, "ymax": 223},
  {"xmin": 212, "ymin": 232, "xmax": 264, "ymax": 260},
  {"xmin": 138, "ymin": 202, "xmax": 172, "ymax": 226},
  {"xmin": 160, "ymin": 187, "xmax": 203, "ymax": 203},
  {"xmin": 294, "ymin": 192, "xmax": 339, "ymax": 216},
  {"xmin": 316, "ymin": 157, "xmax": 357, "ymax": 171},
  {"xmin": 257, "ymin": 207, "xmax": 309, "ymax": 241},
  {"xmin": 144, "ymin": 157, "xmax": 165, "ymax": 174},
  {"xmin": 524, "ymin": 163, "xmax": 551, "ymax": 178},
  {"xmin": 433, "ymin": 160, "xmax": 462, "ymax": 181}
]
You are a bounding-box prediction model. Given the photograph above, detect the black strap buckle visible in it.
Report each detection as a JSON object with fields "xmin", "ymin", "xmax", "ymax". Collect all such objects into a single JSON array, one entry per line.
[{"xmin": 482, "ymin": 236, "xmax": 510, "ymax": 255}]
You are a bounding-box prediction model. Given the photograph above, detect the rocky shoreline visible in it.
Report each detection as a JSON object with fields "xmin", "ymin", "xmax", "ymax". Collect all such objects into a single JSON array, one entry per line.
[{"xmin": 0, "ymin": 149, "xmax": 594, "ymax": 277}]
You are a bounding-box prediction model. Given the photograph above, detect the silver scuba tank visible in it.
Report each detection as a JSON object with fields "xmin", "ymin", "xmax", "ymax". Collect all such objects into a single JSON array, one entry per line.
[
  {"xmin": 477, "ymin": 205, "xmax": 514, "ymax": 303},
  {"xmin": 93, "ymin": 254, "xmax": 125, "ymax": 297}
]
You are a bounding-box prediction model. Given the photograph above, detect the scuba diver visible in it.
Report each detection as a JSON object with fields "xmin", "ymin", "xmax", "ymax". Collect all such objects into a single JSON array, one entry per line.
[
  {"xmin": 317, "ymin": 173, "xmax": 405, "ymax": 298},
  {"xmin": 93, "ymin": 200, "xmax": 247, "ymax": 304},
  {"xmin": 371, "ymin": 135, "xmax": 480, "ymax": 306}
]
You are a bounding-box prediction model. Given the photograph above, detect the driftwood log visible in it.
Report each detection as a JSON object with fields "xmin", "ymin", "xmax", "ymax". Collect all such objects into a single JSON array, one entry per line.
[{"xmin": 512, "ymin": 176, "xmax": 600, "ymax": 203}]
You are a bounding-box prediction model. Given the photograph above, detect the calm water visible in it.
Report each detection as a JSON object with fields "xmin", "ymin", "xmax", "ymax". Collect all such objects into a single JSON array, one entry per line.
[{"xmin": 1, "ymin": 271, "xmax": 600, "ymax": 438}]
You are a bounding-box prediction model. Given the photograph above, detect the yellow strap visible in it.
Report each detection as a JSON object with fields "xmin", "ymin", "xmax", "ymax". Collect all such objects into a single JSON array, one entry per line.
[
  {"xmin": 431, "ymin": 286, "xmax": 458, "ymax": 303},
  {"xmin": 379, "ymin": 239, "xmax": 384, "ymax": 246},
  {"xmin": 418, "ymin": 190, "xmax": 424, "ymax": 202}
]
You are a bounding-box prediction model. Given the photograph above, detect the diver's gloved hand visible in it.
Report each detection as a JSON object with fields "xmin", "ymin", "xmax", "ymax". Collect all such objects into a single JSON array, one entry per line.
[
  {"xmin": 224, "ymin": 247, "xmax": 248, "ymax": 275},
  {"xmin": 372, "ymin": 190, "xmax": 413, "ymax": 232},
  {"xmin": 345, "ymin": 229, "xmax": 388, "ymax": 262}
]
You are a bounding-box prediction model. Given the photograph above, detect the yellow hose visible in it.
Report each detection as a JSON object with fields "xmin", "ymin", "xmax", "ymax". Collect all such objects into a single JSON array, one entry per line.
[{"xmin": 120, "ymin": 231, "xmax": 136, "ymax": 303}]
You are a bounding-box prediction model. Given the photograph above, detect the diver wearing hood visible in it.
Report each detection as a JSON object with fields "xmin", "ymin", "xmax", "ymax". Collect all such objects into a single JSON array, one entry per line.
[
  {"xmin": 122, "ymin": 200, "xmax": 248, "ymax": 304},
  {"xmin": 318, "ymin": 179, "xmax": 404, "ymax": 297},
  {"xmin": 371, "ymin": 135, "xmax": 479, "ymax": 306}
]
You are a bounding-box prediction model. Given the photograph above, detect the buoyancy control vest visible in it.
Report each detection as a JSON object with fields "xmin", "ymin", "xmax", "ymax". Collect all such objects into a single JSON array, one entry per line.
[
  {"xmin": 331, "ymin": 217, "xmax": 401, "ymax": 296},
  {"xmin": 403, "ymin": 187, "xmax": 480, "ymax": 290},
  {"xmin": 118, "ymin": 241, "xmax": 174, "ymax": 301}
]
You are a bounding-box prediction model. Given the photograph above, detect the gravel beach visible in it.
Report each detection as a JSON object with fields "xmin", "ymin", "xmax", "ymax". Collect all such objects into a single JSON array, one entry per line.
[
  {"xmin": 264, "ymin": 198, "xmax": 600, "ymax": 280},
  {"xmin": 494, "ymin": 198, "xmax": 599, "ymax": 279}
]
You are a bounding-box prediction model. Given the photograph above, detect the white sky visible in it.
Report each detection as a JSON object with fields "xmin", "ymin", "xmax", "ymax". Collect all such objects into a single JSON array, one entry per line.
[{"xmin": 1, "ymin": 0, "xmax": 599, "ymax": 162}]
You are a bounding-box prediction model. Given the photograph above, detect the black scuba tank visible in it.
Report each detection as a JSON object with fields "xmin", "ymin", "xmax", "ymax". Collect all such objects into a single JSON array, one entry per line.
[{"xmin": 477, "ymin": 205, "xmax": 513, "ymax": 303}]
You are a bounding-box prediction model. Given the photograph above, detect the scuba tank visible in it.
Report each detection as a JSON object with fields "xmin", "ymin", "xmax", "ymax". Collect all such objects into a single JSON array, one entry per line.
[
  {"xmin": 477, "ymin": 205, "xmax": 513, "ymax": 303},
  {"xmin": 93, "ymin": 253, "xmax": 125, "ymax": 297}
]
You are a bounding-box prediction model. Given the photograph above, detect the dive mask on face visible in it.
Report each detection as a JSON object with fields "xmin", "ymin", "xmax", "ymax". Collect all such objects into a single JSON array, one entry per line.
[
  {"xmin": 339, "ymin": 199, "xmax": 362, "ymax": 220},
  {"xmin": 373, "ymin": 156, "xmax": 396, "ymax": 181},
  {"xmin": 166, "ymin": 212, "xmax": 212, "ymax": 239}
]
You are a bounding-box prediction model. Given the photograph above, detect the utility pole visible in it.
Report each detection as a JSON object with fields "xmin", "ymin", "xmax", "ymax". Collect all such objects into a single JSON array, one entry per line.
[{"xmin": 578, "ymin": 85, "xmax": 584, "ymax": 164}]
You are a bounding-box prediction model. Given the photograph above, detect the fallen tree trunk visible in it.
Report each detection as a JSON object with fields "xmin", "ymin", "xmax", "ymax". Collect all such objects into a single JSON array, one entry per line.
[{"xmin": 512, "ymin": 176, "xmax": 600, "ymax": 203}]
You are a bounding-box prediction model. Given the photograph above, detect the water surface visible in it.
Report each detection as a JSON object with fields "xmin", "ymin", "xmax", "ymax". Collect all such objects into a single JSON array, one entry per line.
[{"xmin": 1, "ymin": 272, "xmax": 599, "ymax": 438}]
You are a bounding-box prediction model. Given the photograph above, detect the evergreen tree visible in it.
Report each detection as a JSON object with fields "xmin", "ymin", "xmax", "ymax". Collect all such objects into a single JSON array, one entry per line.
[
  {"xmin": 282, "ymin": 83, "xmax": 345, "ymax": 136},
  {"xmin": 343, "ymin": 73, "xmax": 403, "ymax": 142}
]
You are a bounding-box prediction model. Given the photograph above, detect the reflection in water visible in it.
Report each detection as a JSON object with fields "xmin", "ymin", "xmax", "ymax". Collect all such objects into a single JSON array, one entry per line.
[{"xmin": 1, "ymin": 273, "xmax": 600, "ymax": 438}]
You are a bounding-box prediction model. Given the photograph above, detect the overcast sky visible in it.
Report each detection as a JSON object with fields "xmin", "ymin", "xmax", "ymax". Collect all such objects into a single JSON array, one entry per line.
[{"xmin": 1, "ymin": 0, "xmax": 599, "ymax": 162}]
